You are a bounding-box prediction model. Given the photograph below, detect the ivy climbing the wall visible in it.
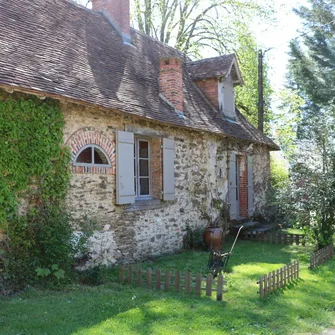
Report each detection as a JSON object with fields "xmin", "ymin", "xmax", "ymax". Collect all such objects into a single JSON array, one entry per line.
[
  {"xmin": 0, "ymin": 90, "xmax": 70, "ymax": 219},
  {"xmin": 0, "ymin": 89, "xmax": 92, "ymax": 291}
]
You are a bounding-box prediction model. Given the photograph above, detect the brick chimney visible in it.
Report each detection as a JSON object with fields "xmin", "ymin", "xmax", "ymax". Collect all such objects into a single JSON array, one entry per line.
[
  {"xmin": 92, "ymin": 0, "xmax": 131, "ymax": 44},
  {"xmin": 159, "ymin": 57, "xmax": 184, "ymax": 112}
]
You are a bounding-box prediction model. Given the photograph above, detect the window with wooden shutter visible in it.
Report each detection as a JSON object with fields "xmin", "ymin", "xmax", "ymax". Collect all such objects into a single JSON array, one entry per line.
[
  {"xmin": 247, "ymin": 156, "xmax": 254, "ymax": 216},
  {"xmin": 229, "ymin": 153, "xmax": 237, "ymax": 220},
  {"xmin": 116, "ymin": 130, "xmax": 135, "ymax": 205},
  {"xmin": 163, "ymin": 138, "xmax": 175, "ymax": 201}
]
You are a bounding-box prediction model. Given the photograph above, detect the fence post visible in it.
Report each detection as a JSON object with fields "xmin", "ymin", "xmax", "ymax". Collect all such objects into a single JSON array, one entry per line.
[
  {"xmin": 146, "ymin": 268, "xmax": 152, "ymax": 289},
  {"xmin": 185, "ymin": 271, "xmax": 191, "ymax": 294},
  {"xmin": 165, "ymin": 270, "xmax": 171, "ymax": 292},
  {"xmin": 283, "ymin": 266, "xmax": 287, "ymax": 286},
  {"xmin": 206, "ymin": 274, "xmax": 213, "ymax": 297},
  {"xmin": 175, "ymin": 271, "xmax": 181, "ymax": 292},
  {"xmin": 155, "ymin": 269, "xmax": 161, "ymax": 290},
  {"xmin": 119, "ymin": 265, "xmax": 125, "ymax": 284},
  {"xmin": 217, "ymin": 274, "xmax": 224, "ymax": 301},
  {"xmin": 137, "ymin": 268, "xmax": 142, "ymax": 287},
  {"xmin": 259, "ymin": 276, "xmax": 264, "ymax": 299},
  {"xmin": 128, "ymin": 265, "xmax": 134, "ymax": 285},
  {"xmin": 195, "ymin": 273, "xmax": 202, "ymax": 296}
]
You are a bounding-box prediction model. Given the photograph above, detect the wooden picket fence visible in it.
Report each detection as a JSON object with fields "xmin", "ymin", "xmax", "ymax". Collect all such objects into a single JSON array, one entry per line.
[
  {"xmin": 309, "ymin": 244, "xmax": 334, "ymax": 269},
  {"xmin": 243, "ymin": 231, "xmax": 305, "ymax": 246},
  {"xmin": 119, "ymin": 265, "xmax": 226, "ymax": 301},
  {"xmin": 257, "ymin": 260, "xmax": 300, "ymax": 299}
]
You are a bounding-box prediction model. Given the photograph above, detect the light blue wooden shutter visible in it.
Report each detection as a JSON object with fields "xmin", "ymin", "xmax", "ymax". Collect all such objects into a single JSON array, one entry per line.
[
  {"xmin": 163, "ymin": 138, "xmax": 175, "ymax": 201},
  {"xmin": 116, "ymin": 130, "xmax": 135, "ymax": 205},
  {"xmin": 247, "ymin": 156, "xmax": 254, "ymax": 216},
  {"xmin": 229, "ymin": 153, "xmax": 237, "ymax": 220}
]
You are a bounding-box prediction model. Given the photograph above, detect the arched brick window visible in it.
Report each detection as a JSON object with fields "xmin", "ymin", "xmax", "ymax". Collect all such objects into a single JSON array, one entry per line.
[{"xmin": 66, "ymin": 128, "xmax": 116, "ymax": 175}]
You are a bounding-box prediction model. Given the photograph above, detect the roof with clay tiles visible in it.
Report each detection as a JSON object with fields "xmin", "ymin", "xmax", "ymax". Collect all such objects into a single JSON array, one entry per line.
[{"xmin": 0, "ymin": 0, "xmax": 279, "ymax": 150}]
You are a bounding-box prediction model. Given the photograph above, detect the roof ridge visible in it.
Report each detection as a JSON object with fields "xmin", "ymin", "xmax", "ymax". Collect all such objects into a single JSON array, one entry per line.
[
  {"xmin": 131, "ymin": 28, "xmax": 189, "ymax": 59},
  {"xmin": 187, "ymin": 53, "xmax": 235, "ymax": 65}
]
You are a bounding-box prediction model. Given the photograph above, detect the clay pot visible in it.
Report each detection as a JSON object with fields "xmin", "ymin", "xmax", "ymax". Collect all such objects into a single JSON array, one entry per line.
[{"xmin": 203, "ymin": 226, "xmax": 225, "ymax": 250}]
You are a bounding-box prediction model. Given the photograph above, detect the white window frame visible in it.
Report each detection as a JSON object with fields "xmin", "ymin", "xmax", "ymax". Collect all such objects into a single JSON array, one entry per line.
[
  {"xmin": 134, "ymin": 137, "xmax": 152, "ymax": 200},
  {"xmin": 74, "ymin": 144, "xmax": 111, "ymax": 168}
]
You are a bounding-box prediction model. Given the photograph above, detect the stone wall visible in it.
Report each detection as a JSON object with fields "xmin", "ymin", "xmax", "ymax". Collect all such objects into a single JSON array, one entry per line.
[{"xmin": 62, "ymin": 102, "xmax": 271, "ymax": 266}]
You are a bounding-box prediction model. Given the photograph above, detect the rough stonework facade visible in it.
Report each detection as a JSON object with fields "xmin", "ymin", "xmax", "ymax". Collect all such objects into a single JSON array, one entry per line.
[
  {"xmin": 63, "ymin": 102, "xmax": 270, "ymax": 266},
  {"xmin": 0, "ymin": 0, "xmax": 277, "ymax": 267}
]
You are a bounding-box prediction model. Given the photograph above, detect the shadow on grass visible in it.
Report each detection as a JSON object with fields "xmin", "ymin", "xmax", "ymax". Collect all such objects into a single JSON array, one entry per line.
[{"xmin": 1, "ymin": 243, "xmax": 334, "ymax": 335}]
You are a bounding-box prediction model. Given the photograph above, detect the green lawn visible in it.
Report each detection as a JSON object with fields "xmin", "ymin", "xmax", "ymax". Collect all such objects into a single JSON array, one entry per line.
[{"xmin": 1, "ymin": 239, "xmax": 335, "ymax": 335}]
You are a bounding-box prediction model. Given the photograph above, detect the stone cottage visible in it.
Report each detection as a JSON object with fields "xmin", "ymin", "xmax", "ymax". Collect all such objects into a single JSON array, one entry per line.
[{"xmin": 0, "ymin": 0, "xmax": 279, "ymax": 265}]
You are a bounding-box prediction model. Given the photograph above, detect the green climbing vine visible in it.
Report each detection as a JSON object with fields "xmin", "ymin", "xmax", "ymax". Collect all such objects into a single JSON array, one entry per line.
[
  {"xmin": 0, "ymin": 89, "xmax": 86, "ymax": 290},
  {"xmin": 0, "ymin": 89, "xmax": 71, "ymax": 223}
]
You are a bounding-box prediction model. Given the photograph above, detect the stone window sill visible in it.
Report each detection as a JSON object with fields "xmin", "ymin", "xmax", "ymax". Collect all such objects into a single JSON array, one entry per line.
[{"xmin": 123, "ymin": 199, "xmax": 165, "ymax": 212}]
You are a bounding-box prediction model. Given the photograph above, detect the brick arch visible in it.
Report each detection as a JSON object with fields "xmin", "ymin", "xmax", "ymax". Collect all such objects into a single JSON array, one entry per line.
[{"xmin": 66, "ymin": 127, "xmax": 116, "ymax": 175}]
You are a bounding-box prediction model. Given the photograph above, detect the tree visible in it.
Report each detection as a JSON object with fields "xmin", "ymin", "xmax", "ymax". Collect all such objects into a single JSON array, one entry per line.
[
  {"xmin": 284, "ymin": 0, "xmax": 335, "ymax": 248},
  {"xmin": 132, "ymin": 0, "xmax": 274, "ymax": 56}
]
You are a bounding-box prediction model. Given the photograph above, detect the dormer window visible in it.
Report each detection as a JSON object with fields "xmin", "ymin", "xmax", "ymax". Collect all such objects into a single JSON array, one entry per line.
[{"xmin": 219, "ymin": 74, "xmax": 235, "ymax": 121}]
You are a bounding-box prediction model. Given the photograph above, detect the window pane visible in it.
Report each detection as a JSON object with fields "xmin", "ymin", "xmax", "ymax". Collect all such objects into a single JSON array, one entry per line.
[
  {"xmin": 139, "ymin": 159, "xmax": 149, "ymax": 176},
  {"xmin": 76, "ymin": 147, "xmax": 92, "ymax": 164},
  {"xmin": 94, "ymin": 148, "xmax": 109, "ymax": 165},
  {"xmin": 140, "ymin": 178, "xmax": 150, "ymax": 196},
  {"xmin": 139, "ymin": 141, "xmax": 149, "ymax": 158}
]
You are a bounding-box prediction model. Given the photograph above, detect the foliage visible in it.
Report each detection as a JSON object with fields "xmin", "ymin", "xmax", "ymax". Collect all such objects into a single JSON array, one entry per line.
[
  {"xmin": 0, "ymin": 90, "xmax": 71, "ymax": 222},
  {"xmin": 274, "ymin": 88, "xmax": 304, "ymax": 158},
  {"xmin": 132, "ymin": 0, "xmax": 274, "ymax": 56},
  {"xmin": 270, "ymin": 155, "xmax": 289, "ymax": 191},
  {"xmin": 1, "ymin": 206, "xmax": 95, "ymax": 291},
  {"xmin": 233, "ymin": 27, "xmax": 273, "ymax": 131},
  {"xmin": 183, "ymin": 225, "xmax": 206, "ymax": 250},
  {"xmin": 78, "ymin": 265, "xmax": 109, "ymax": 286},
  {"xmin": 2, "ymin": 242, "xmax": 335, "ymax": 335},
  {"xmin": 287, "ymin": 144, "xmax": 334, "ymax": 249},
  {"xmin": 284, "ymin": 0, "xmax": 335, "ymax": 248},
  {"xmin": 0, "ymin": 90, "xmax": 90, "ymax": 290}
]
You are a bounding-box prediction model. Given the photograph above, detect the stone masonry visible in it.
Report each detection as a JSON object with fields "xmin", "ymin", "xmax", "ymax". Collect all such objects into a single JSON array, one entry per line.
[{"xmin": 62, "ymin": 102, "xmax": 270, "ymax": 266}]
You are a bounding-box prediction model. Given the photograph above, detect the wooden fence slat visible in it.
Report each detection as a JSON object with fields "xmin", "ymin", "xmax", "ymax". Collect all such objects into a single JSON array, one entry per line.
[
  {"xmin": 137, "ymin": 268, "xmax": 142, "ymax": 287},
  {"xmin": 276, "ymin": 269, "xmax": 280, "ymax": 289},
  {"xmin": 310, "ymin": 244, "xmax": 334, "ymax": 269},
  {"xmin": 155, "ymin": 269, "xmax": 161, "ymax": 290},
  {"xmin": 259, "ymin": 276, "xmax": 264, "ymax": 299},
  {"xmin": 146, "ymin": 268, "xmax": 152, "ymax": 289},
  {"xmin": 195, "ymin": 273, "xmax": 202, "ymax": 296},
  {"xmin": 185, "ymin": 271, "xmax": 191, "ymax": 294},
  {"xmin": 165, "ymin": 270, "xmax": 171, "ymax": 292},
  {"xmin": 175, "ymin": 271, "xmax": 181, "ymax": 293},
  {"xmin": 206, "ymin": 274, "xmax": 213, "ymax": 297},
  {"xmin": 217, "ymin": 274, "xmax": 224, "ymax": 301},
  {"xmin": 128, "ymin": 265, "xmax": 134, "ymax": 285},
  {"xmin": 119, "ymin": 265, "xmax": 125, "ymax": 284},
  {"xmin": 258, "ymin": 260, "xmax": 300, "ymax": 299}
]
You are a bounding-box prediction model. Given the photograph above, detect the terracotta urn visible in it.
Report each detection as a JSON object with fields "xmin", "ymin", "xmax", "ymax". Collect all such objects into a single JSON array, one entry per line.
[{"xmin": 203, "ymin": 226, "xmax": 225, "ymax": 250}]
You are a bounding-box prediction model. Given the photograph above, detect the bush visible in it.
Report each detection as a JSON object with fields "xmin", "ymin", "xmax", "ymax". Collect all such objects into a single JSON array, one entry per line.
[
  {"xmin": 0, "ymin": 205, "xmax": 94, "ymax": 292},
  {"xmin": 183, "ymin": 225, "xmax": 206, "ymax": 250}
]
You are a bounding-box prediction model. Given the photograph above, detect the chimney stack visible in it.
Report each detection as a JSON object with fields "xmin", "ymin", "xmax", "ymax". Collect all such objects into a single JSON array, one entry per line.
[
  {"xmin": 159, "ymin": 57, "xmax": 184, "ymax": 112},
  {"xmin": 92, "ymin": 0, "xmax": 130, "ymax": 44}
]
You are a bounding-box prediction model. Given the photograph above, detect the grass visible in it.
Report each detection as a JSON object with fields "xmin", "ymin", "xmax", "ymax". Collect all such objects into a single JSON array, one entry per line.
[
  {"xmin": 281, "ymin": 228, "xmax": 305, "ymax": 235},
  {"xmin": 1, "ymin": 239, "xmax": 335, "ymax": 335}
]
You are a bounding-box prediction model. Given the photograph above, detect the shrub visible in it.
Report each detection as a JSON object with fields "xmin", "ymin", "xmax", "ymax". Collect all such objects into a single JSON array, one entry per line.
[
  {"xmin": 0, "ymin": 205, "xmax": 94, "ymax": 291},
  {"xmin": 183, "ymin": 225, "xmax": 206, "ymax": 250}
]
